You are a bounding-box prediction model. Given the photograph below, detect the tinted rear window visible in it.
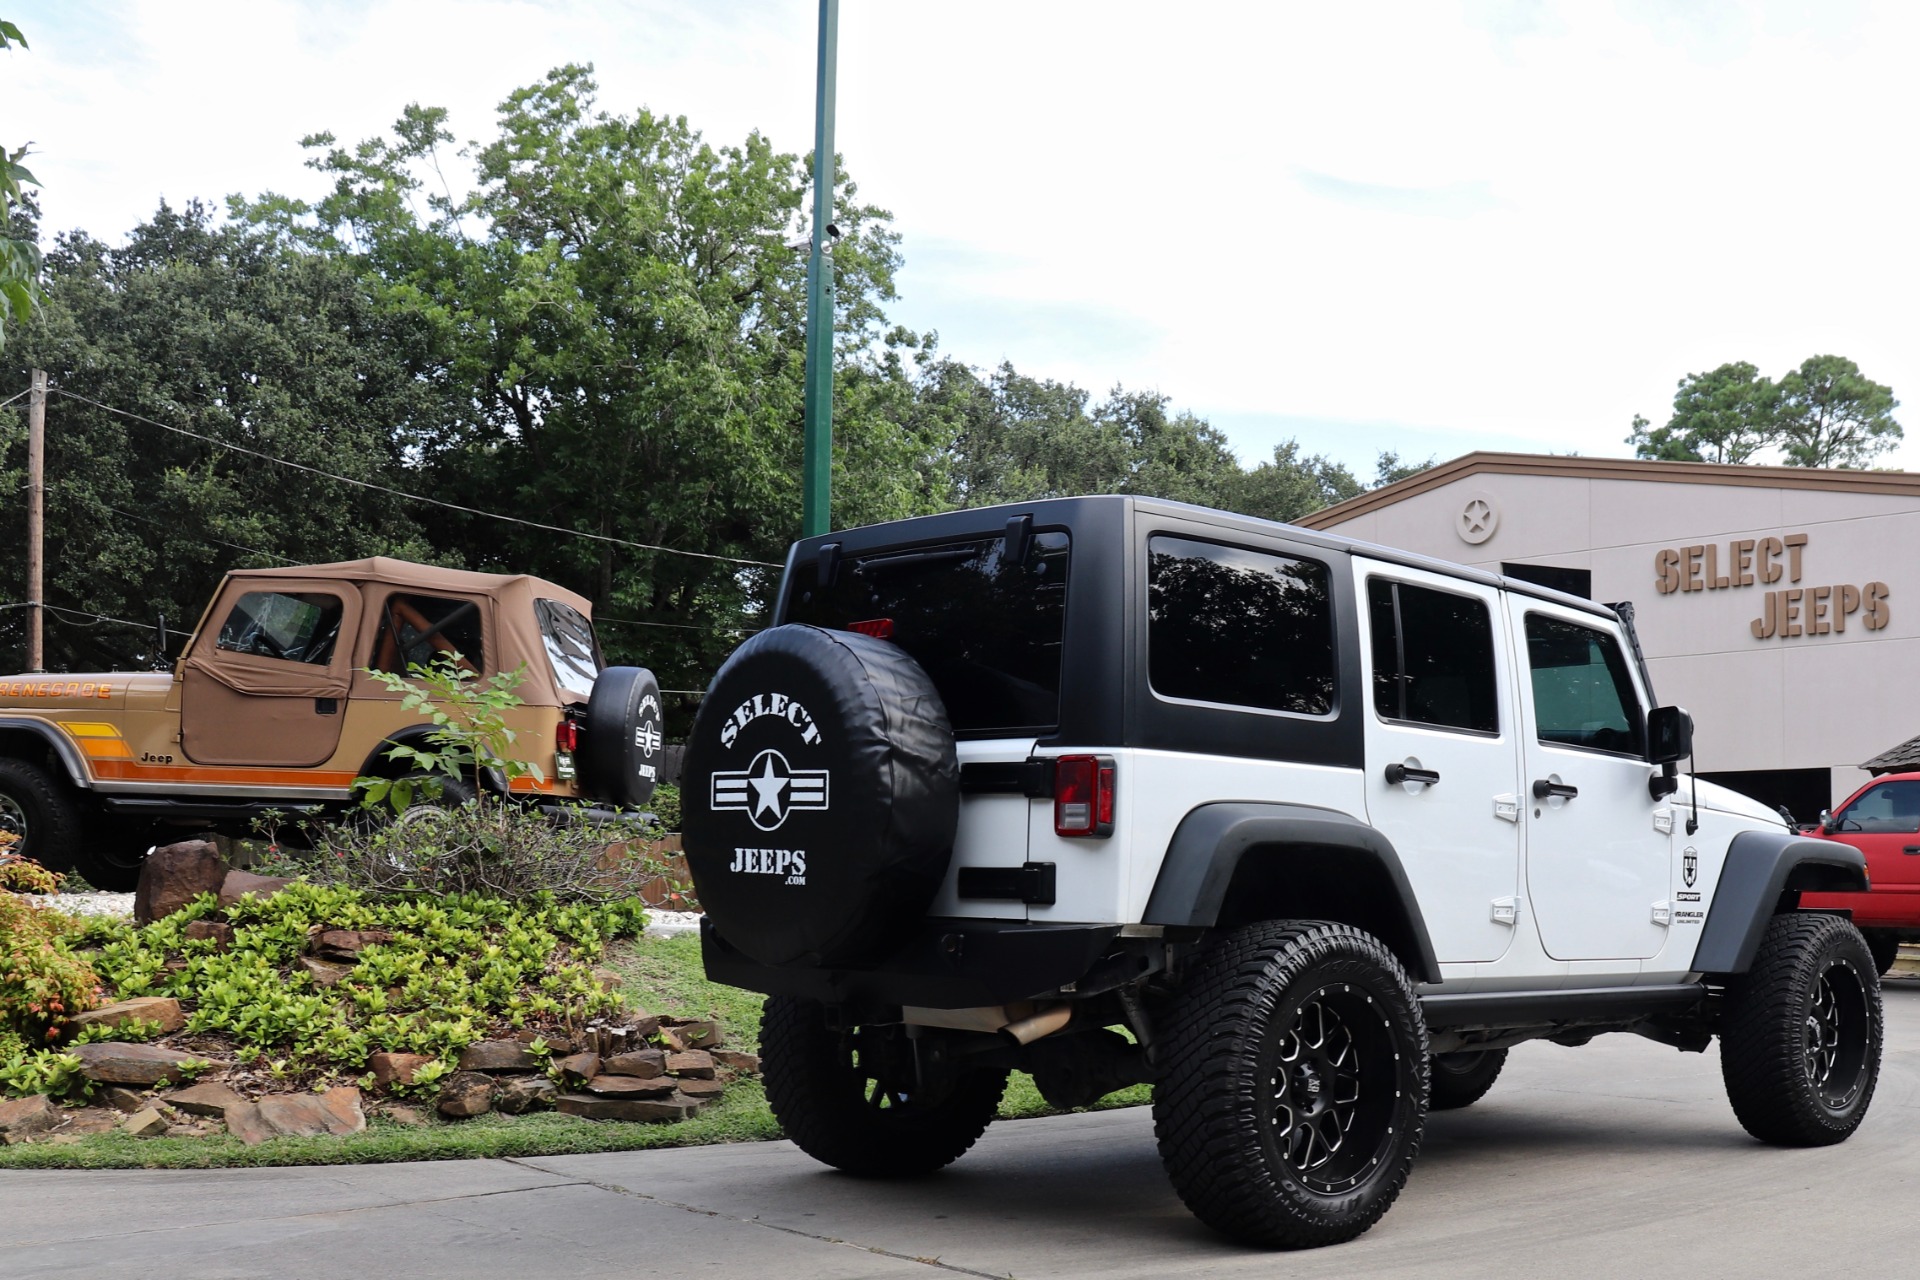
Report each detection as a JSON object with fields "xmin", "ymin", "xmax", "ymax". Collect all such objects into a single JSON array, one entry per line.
[
  {"xmin": 1148, "ymin": 536, "xmax": 1335, "ymax": 716},
  {"xmin": 785, "ymin": 532, "xmax": 1070, "ymax": 735}
]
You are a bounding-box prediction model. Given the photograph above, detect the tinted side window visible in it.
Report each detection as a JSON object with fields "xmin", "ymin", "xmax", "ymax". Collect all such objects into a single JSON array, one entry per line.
[
  {"xmin": 536, "ymin": 599, "xmax": 601, "ymax": 698},
  {"xmin": 371, "ymin": 594, "xmax": 484, "ymax": 675},
  {"xmin": 216, "ymin": 591, "xmax": 343, "ymax": 665},
  {"xmin": 1838, "ymin": 780, "xmax": 1920, "ymax": 834},
  {"xmin": 1149, "ymin": 536, "xmax": 1335, "ymax": 716},
  {"xmin": 1524, "ymin": 614, "xmax": 1643, "ymax": 756},
  {"xmin": 1367, "ymin": 579, "xmax": 1498, "ymax": 734}
]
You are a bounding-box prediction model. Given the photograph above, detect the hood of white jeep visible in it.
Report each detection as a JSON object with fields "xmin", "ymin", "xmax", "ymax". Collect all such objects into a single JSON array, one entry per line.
[{"xmin": 1683, "ymin": 777, "xmax": 1792, "ymax": 830}]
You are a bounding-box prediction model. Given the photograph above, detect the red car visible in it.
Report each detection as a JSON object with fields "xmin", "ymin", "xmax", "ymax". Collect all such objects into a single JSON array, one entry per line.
[{"xmin": 1803, "ymin": 771, "xmax": 1920, "ymax": 974}]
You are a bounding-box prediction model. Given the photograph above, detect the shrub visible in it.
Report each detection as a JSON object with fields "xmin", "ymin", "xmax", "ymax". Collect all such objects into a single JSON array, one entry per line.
[
  {"xmin": 0, "ymin": 850, "xmax": 61, "ymax": 894},
  {"xmin": 645, "ymin": 783, "xmax": 681, "ymax": 833},
  {"xmin": 0, "ymin": 894, "xmax": 99, "ymax": 1047}
]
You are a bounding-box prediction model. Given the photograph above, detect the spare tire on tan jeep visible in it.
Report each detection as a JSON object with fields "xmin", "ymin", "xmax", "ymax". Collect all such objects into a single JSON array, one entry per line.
[
  {"xmin": 682, "ymin": 625, "xmax": 959, "ymax": 968},
  {"xmin": 581, "ymin": 666, "xmax": 665, "ymax": 809}
]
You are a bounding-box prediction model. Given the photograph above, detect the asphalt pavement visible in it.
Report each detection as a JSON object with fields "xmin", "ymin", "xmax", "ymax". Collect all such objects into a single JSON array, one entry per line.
[{"xmin": 5, "ymin": 975, "xmax": 1917, "ymax": 1279}]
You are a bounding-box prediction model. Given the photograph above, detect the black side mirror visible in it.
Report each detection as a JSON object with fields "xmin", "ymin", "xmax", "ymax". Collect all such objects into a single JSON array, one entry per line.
[{"xmin": 1647, "ymin": 706, "xmax": 1693, "ymax": 765}]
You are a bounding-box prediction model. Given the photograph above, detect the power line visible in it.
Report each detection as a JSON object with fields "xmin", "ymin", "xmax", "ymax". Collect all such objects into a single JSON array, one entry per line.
[
  {"xmin": 48, "ymin": 388, "xmax": 784, "ymax": 569},
  {"xmin": 0, "ymin": 388, "xmax": 27, "ymax": 411},
  {"xmin": 0, "ymin": 600, "xmax": 154, "ymax": 631}
]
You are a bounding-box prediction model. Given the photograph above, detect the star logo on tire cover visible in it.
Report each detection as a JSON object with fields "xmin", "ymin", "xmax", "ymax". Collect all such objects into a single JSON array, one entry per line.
[{"xmin": 710, "ymin": 749, "xmax": 829, "ymax": 832}]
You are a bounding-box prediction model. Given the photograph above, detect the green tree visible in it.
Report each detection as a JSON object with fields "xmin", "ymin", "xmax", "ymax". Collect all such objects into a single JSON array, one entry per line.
[
  {"xmin": 0, "ymin": 19, "xmax": 44, "ymax": 348},
  {"xmin": 1774, "ymin": 355, "xmax": 1902, "ymax": 468},
  {"xmin": 1628, "ymin": 362, "xmax": 1781, "ymax": 464},
  {"xmin": 1223, "ymin": 441, "xmax": 1363, "ymax": 522},
  {"xmin": 0, "ymin": 201, "xmax": 442, "ymax": 670}
]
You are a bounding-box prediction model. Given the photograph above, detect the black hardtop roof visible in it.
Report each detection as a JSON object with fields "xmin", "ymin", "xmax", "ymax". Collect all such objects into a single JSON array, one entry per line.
[{"xmin": 794, "ymin": 494, "xmax": 1615, "ymax": 621}]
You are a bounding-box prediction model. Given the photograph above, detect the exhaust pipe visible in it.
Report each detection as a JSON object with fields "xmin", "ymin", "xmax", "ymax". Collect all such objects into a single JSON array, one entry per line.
[{"xmin": 902, "ymin": 1001, "xmax": 1073, "ymax": 1045}]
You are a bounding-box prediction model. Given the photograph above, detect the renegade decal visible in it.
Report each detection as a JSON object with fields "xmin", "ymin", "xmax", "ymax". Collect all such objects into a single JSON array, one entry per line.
[{"xmin": 0, "ymin": 681, "xmax": 112, "ymax": 699}]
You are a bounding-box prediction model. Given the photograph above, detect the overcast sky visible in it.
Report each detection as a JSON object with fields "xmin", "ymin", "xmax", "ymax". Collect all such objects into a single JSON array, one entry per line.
[{"xmin": 13, "ymin": 0, "xmax": 1919, "ymax": 475}]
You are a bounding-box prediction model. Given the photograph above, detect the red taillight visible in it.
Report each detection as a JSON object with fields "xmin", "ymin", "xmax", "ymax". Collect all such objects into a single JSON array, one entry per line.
[
  {"xmin": 555, "ymin": 719, "xmax": 579, "ymax": 752},
  {"xmin": 1054, "ymin": 754, "xmax": 1115, "ymax": 838},
  {"xmin": 848, "ymin": 618, "xmax": 895, "ymax": 640}
]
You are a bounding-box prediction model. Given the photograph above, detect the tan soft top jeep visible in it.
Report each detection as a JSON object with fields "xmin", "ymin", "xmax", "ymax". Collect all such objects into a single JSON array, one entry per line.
[{"xmin": 0, "ymin": 557, "xmax": 665, "ymax": 888}]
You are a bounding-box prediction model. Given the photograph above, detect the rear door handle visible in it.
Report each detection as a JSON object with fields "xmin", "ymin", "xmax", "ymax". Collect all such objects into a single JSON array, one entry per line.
[
  {"xmin": 1532, "ymin": 779, "xmax": 1579, "ymax": 800},
  {"xmin": 1904, "ymin": 846, "xmax": 1920, "ymax": 856},
  {"xmin": 1385, "ymin": 763, "xmax": 1440, "ymax": 786}
]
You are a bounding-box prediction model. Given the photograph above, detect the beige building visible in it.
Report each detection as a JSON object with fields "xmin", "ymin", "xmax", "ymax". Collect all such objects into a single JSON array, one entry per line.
[{"xmin": 1299, "ymin": 452, "xmax": 1918, "ymax": 820}]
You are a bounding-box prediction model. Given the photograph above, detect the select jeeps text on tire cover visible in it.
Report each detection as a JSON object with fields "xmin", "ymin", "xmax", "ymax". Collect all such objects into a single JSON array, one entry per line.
[
  {"xmin": 682, "ymin": 496, "xmax": 1882, "ymax": 1250},
  {"xmin": 0, "ymin": 557, "xmax": 666, "ymax": 889}
]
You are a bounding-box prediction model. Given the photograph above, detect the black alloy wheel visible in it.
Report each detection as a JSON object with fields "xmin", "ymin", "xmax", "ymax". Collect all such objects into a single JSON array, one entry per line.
[
  {"xmin": 761, "ymin": 995, "xmax": 1009, "ymax": 1177},
  {"xmin": 1719, "ymin": 912, "xmax": 1882, "ymax": 1146},
  {"xmin": 1154, "ymin": 920, "xmax": 1428, "ymax": 1249}
]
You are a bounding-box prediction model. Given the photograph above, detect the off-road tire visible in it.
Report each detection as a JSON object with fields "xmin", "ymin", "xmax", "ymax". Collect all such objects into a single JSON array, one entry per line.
[
  {"xmin": 1862, "ymin": 930, "xmax": 1901, "ymax": 977},
  {"xmin": 1153, "ymin": 920, "xmax": 1429, "ymax": 1250},
  {"xmin": 0, "ymin": 757, "xmax": 87, "ymax": 881},
  {"xmin": 1719, "ymin": 913, "xmax": 1882, "ymax": 1147},
  {"xmin": 1428, "ymin": 1048, "xmax": 1507, "ymax": 1111},
  {"xmin": 761, "ymin": 994, "xmax": 1008, "ymax": 1177}
]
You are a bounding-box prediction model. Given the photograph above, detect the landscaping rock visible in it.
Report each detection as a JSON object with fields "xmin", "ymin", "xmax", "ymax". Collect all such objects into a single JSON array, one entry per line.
[
  {"xmin": 318, "ymin": 1085, "xmax": 366, "ymax": 1135},
  {"xmin": 121, "ymin": 1108, "xmax": 169, "ymax": 1138},
  {"xmin": 133, "ymin": 840, "xmax": 227, "ymax": 924},
  {"xmin": 660, "ymin": 1018, "xmax": 722, "ymax": 1050},
  {"xmin": 70, "ymin": 1042, "xmax": 212, "ymax": 1086},
  {"xmin": 254, "ymin": 1095, "xmax": 336, "ymax": 1138},
  {"xmin": 297, "ymin": 956, "xmax": 354, "ymax": 987},
  {"xmin": 602, "ymin": 1048, "xmax": 665, "ymax": 1079},
  {"xmin": 555, "ymin": 1093, "xmax": 702, "ymax": 1123},
  {"xmin": 591, "ymin": 968, "xmax": 623, "ymax": 990},
  {"xmin": 627, "ymin": 1013, "xmax": 662, "ymax": 1039},
  {"xmin": 217, "ymin": 868, "xmax": 295, "ymax": 907},
  {"xmin": 553, "ymin": 1051, "xmax": 600, "ymax": 1084},
  {"xmin": 674, "ymin": 1078, "xmax": 726, "ymax": 1099},
  {"xmin": 102, "ymin": 1086, "xmax": 148, "ymax": 1114},
  {"xmin": 712, "ymin": 1050, "xmax": 761, "ymax": 1075},
  {"xmin": 665, "ymin": 1050, "xmax": 715, "ymax": 1079},
  {"xmin": 183, "ymin": 920, "xmax": 235, "ymax": 948},
  {"xmin": 380, "ymin": 1104, "xmax": 428, "ymax": 1127},
  {"xmin": 223, "ymin": 1103, "xmax": 275, "ymax": 1146},
  {"xmin": 582, "ymin": 1074, "xmax": 675, "ymax": 1098},
  {"xmin": 0, "ymin": 1094, "xmax": 59, "ymax": 1144},
  {"xmin": 457, "ymin": 1040, "xmax": 540, "ymax": 1073},
  {"xmin": 368, "ymin": 1051, "xmax": 434, "ymax": 1087},
  {"xmin": 68, "ymin": 995, "xmax": 186, "ymax": 1036},
  {"xmin": 494, "ymin": 1076, "xmax": 559, "ymax": 1115},
  {"xmin": 309, "ymin": 928, "xmax": 394, "ymax": 960},
  {"xmin": 436, "ymin": 1071, "xmax": 494, "ymax": 1118},
  {"xmin": 164, "ymin": 1082, "xmax": 247, "ymax": 1119},
  {"xmin": 60, "ymin": 1108, "xmax": 121, "ymax": 1136}
]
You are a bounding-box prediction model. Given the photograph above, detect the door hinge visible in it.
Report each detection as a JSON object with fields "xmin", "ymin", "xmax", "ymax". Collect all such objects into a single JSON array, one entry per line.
[
  {"xmin": 1651, "ymin": 901, "xmax": 1672, "ymax": 926},
  {"xmin": 1490, "ymin": 896, "xmax": 1518, "ymax": 925},
  {"xmin": 1492, "ymin": 794, "xmax": 1521, "ymax": 823},
  {"xmin": 1653, "ymin": 808, "xmax": 1674, "ymax": 835}
]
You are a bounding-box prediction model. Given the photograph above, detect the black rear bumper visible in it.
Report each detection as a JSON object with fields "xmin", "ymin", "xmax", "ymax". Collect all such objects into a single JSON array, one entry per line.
[{"xmin": 700, "ymin": 917, "xmax": 1124, "ymax": 1010}]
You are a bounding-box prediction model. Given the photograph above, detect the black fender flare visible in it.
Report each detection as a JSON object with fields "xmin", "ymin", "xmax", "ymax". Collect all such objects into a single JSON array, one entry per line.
[
  {"xmin": 1142, "ymin": 801, "xmax": 1442, "ymax": 983},
  {"xmin": 1692, "ymin": 828, "xmax": 1869, "ymax": 975},
  {"xmin": 0, "ymin": 717, "xmax": 91, "ymax": 788}
]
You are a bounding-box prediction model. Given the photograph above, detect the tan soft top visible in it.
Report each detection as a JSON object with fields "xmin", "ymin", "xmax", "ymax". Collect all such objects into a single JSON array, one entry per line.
[{"xmin": 208, "ymin": 557, "xmax": 597, "ymax": 708}]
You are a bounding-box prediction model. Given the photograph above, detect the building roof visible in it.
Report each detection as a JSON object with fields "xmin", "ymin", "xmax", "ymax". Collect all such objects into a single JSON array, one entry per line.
[
  {"xmin": 1861, "ymin": 734, "xmax": 1920, "ymax": 776},
  {"xmin": 1297, "ymin": 451, "xmax": 1920, "ymax": 531}
]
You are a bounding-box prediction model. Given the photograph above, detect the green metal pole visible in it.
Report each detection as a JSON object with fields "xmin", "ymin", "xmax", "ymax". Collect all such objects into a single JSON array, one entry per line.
[{"xmin": 801, "ymin": 0, "xmax": 839, "ymax": 539}]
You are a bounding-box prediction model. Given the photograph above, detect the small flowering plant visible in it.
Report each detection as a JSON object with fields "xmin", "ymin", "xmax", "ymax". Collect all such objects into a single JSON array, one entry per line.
[{"xmin": 0, "ymin": 891, "xmax": 100, "ymax": 1046}]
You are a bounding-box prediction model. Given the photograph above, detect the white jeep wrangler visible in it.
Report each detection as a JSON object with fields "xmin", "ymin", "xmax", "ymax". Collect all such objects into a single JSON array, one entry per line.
[{"xmin": 681, "ymin": 496, "xmax": 1881, "ymax": 1249}]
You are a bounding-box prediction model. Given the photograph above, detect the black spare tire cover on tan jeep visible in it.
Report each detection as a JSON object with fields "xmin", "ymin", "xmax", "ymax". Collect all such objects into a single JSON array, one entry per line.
[
  {"xmin": 583, "ymin": 666, "xmax": 664, "ymax": 808},
  {"xmin": 683, "ymin": 624, "xmax": 959, "ymax": 968}
]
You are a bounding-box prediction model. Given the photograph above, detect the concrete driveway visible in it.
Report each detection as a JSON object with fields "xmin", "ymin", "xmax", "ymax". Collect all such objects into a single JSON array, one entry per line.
[{"xmin": 5, "ymin": 975, "xmax": 1917, "ymax": 1279}]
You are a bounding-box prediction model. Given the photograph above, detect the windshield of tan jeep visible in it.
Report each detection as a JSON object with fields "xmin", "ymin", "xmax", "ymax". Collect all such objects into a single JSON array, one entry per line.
[{"xmin": 784, "ymin": 531, "xmax": 1070, "ymax": 736}]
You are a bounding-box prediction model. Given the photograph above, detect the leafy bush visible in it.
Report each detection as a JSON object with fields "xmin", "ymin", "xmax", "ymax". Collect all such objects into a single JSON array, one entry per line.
[
  {"xmin": 354, "ymin": 654, "xmax": 541, "ymax": 815},
  {"xmin": 77, "ymin": 883, "xmax": 646, "ymax": 1084},
  {"xmin": 645, "ymin": 783, "xmax": 681, "ymax": 833},
  {"xmin": 0, "ymin": 893, "xmax": 99, "ymax": 1049},
  {"xmin": 0, "ymin": 850, "xmax": 61, "ymax": 894}
]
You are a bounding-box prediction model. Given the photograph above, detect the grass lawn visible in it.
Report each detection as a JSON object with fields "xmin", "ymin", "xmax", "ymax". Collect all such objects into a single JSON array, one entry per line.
[{"xmin": 0, "ymin": 932, "xmax": 1147, "ymax": 1170}]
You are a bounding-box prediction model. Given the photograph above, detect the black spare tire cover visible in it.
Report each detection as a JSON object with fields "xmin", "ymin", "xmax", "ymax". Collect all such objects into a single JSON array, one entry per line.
[
  {"xmin": 683, "ymin": 624, "xmax": 959, "ymax": 968},
  {"xmin": 583, "ymin": 666, "xmax": 664, "ymax": 808}
]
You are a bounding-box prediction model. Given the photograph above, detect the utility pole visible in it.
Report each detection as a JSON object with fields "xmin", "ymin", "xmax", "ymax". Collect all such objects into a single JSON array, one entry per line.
[
  {"xmin": 801, "ymin": 0, "xmax": 839, "ymax": 539},
  {"xmin": 26, "ymin": 368, "xmax": 44, "ymax": 671}
]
